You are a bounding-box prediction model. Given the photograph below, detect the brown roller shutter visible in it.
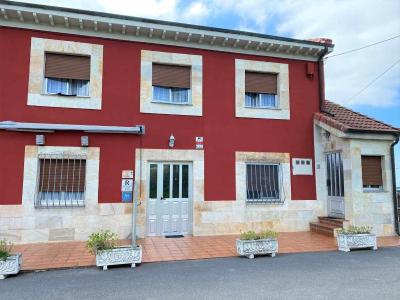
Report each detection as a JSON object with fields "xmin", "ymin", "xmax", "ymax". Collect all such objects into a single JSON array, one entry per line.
[
  {"xmin": 245, "ymin": 72, "xmax": 277, "ymax": 94},
  {"xmin": 152, "ymin": 63, "xmax": 191, "ymax": 89},
  {"xmin": 39, "ymin": 159, "xmax": 86, "ymax": 192},
  {"xmin": 45, "ymin": 53, "xmax": 91, "ymax": 81},
  {"xmin": 361, "ymin": 156, "xmax": 383, "ymax": 186}
]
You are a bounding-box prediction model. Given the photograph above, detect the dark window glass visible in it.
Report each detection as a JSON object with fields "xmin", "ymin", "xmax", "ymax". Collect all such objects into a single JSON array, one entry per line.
[
  {"xmin": 172, "ymin": 164, "xmax": 180, "ymax": 198},
  {"xmin": 149, "ymin": 164, "xmax": 157, "ymax": 199},
  {"xmin": 163, "ymin": 164, "xmax": 170, "ymax": 198},
  {"xmin": 182, "ymin": 165, "xmax": 189, "ymax": 198}
]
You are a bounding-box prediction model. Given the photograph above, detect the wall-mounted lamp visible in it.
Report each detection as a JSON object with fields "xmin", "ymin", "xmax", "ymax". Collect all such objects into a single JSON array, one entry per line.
[
  {"xmin": 323, "ymin": 130, "xmax": 331, "ymax": 140},
  {"xmin": 169, "ymin": 134, "xmax": 175, "ymax": 148},
  {"xmin": 35, "ymin": 135, "xmax": 45, "ymax": 145},
  {"xmin": 81, "ymin": 136, "xmax": 89, "ymax": 147}
]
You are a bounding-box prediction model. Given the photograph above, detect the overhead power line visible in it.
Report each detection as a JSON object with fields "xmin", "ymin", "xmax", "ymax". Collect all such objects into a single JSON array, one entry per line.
[
  {"xmin": 325, "ymin": 34, "xmax": 400, "ymax": 59},
  {"xmin": 343, "ymin": 57, "xmax": 400, "ymax": 105}
]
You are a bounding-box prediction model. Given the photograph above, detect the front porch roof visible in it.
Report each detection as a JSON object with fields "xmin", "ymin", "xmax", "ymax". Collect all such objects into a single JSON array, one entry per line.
[{"xmin": 315, "ymin": 100, "xmax": 399, "ymax": 135}]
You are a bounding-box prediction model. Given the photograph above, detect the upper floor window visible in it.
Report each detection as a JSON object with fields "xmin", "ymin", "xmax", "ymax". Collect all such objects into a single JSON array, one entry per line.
[
  {"xmin": 152, "ymin": 63, "xmax": 191, "ymax": 104},
  {"xmin": 361, "ymin": 156, "xmax": 383, "ymax": 190},
  {"xmin": 44, "ymin": 53, "xmax": 90, "ymax": 97},
  {"xmin": 245, "ymin": 72, "xmax": 278, "ymax": 109}
]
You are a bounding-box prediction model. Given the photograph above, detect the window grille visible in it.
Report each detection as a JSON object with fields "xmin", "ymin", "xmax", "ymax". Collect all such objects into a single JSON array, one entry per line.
[
  {"xmin": 246, "ymin": 163, "xmax": 283, "ymax": 204},
  {"xmin": 326, "ymin": 152, "xmax": 344, "ymax": 197},
  {"xmin": 36, "ymin": 153, "xmax": 86, "ymax": 208}
]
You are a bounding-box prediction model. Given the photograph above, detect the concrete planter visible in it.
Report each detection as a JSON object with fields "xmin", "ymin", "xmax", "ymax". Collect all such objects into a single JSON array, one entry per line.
[
  {"xmin": 0, "ymin": 253, "xmax": 22, "ymax": 279},
  {"xmin": 96, "ymin": 246, "xmax": 142, "ymax": 270},
  {"xmin": 337, "ymin": 234, "xmax": 377, "ymax": 252},
  {"xmin": 236, "ymin": 238, "xmax": 278, "ymax": 259}
]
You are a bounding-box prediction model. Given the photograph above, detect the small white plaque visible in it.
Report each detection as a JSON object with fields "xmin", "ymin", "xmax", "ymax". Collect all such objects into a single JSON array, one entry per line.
[
  {"xmin": 122, "ymin": 170, "xmax": 134, "ymax": 179},
  {"xmin": 121, "ymin": 179, "xmax": 134, "ymax": 191},
  {"xmin": 195, "ymin": 137, "xmax": 203, "ymax": 142}
]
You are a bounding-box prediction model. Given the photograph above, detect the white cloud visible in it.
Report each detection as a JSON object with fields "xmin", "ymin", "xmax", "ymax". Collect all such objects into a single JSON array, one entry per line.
[
  {"xmin": 274, "ymin": 0, "xmax": 400, "ymax": 108},
  {"xmin": 187, "ymin": 0, "xmax": 400, "ymax": 108},
  {"xmin": 181, "ymin": 1, "xmax": 210, "ymax": 23}
]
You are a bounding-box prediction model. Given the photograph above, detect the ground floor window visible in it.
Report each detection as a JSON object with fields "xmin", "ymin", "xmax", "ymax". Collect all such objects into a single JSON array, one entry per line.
[
  {"xmin": 361, "ymin": 155, "xmax": 383, "ymax": 190},
  {"xmin": 246, "ymin": 163, "xmax": 282, "ymax": 204},
  {"xmin": 36, "ymin": 153, "xmax": 86, "ymax": 208}
]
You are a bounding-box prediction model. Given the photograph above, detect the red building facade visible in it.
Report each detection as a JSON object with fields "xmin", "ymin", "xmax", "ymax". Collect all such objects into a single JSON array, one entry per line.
[{"xmin": 12, "ymin": 1, "xmax": 400, "ymax": 244}]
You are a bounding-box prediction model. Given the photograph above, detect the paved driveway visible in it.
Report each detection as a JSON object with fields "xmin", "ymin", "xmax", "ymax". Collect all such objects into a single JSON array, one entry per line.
[{"xmin": 1, "ymin": 247, "xmax": 400, "ymax": 300}]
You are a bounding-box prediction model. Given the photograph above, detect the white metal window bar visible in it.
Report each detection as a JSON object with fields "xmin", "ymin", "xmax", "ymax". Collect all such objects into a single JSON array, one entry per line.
[
  {"xmin": 246, "ymin": 163, "xmax": 283, "ymax": 204},
  {"xmin": 326, "ymin": 152, "xmax": 344, "ymax": 197},
  {"xmin": 35, "ymin": 152, "xmax": 87, "ymax": 208}
]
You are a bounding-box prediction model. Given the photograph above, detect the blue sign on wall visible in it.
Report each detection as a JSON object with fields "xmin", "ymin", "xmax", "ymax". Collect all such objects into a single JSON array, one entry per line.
[{"xmin": 122, "ymin": 191, "xmax": 133, "ymax": 202}]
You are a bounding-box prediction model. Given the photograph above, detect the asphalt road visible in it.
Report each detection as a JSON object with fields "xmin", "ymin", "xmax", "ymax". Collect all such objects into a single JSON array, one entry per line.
[{"xmin": 1, "ymin": 247, "xmax": 400, "ymax": 300}]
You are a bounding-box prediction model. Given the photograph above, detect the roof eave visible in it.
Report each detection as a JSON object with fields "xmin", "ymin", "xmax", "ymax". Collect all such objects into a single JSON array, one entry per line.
[{"xmin": 0, "ymin": 0, "xmax": 334, "ymax": 61}]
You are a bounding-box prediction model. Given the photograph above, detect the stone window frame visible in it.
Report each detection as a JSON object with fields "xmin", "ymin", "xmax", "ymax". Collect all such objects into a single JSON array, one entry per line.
[
  {"xmin": 22, "ymin": 146, "xmax": 100, "ymax": 211},
  {"xmin": 140, "ymin": 50, "xmax": 203, "ymax": 116},
  {"xmin": 235, "ymin": 59, "xmax": 290, "ymax": 120},
  {"xmin": 235, "ymin": 152, "xmax": 292, "ymax": 205},
  {"xmin": 27, "ymin": 37, "xmax": 103, "ymax": 110},
  {"xmin": 360, "ymin": 155, "xmax": 386, "ymax": 193}
]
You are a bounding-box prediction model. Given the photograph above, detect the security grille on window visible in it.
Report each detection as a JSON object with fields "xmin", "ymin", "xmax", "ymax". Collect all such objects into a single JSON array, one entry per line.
[
  {"xmin": 245, "ymin": 72, "xmax": 278, "ymax": 108},
  {"xmin": 152, "ymin": 63, "xmax": 191, "ymax": 104},
  {"xmin": 246, "ymin": 163, "xmax": 282, "ymax": 203},
  {"xmin": 361, "ymin": 156, "xmax": 383, "ymax": 190},
  {"xmin": 36, "ymin": 153, "xmax": 86, "ymax": 208},
  {"xmin": 44, "ymin": 53, "xmax": 90, "ymax": 97}
]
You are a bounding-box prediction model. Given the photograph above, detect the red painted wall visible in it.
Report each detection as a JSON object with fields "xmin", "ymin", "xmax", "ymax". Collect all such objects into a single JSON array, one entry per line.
[{"xmin": 0, "ymin": 27, "xmax": 320, "ymax": 205}]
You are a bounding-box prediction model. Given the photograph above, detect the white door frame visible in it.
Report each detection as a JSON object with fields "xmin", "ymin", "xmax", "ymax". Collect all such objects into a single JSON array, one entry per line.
[
  {"xmin": 146, "ymin": 162, "xmax": 193, "ymax": 236},
  {"xmin": 325, "ymin": 151, "xmax": 345, "ymax": 218}
]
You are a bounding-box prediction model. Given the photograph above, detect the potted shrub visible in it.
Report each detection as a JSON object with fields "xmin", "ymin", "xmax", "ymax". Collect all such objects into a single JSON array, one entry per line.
[
  {"xmin": 0, "ymin": 239, "xmax": 21, "ymax": 279},
  {"xmin": 337, "ymin": 226, "xmax": 377, "ymax": 252},
  {"xmin": 236, "ymin": 230, "xmax": 278, "ymax": 259},
  {"xmin": 87, "ymin": 230, "xmax": 142, "ymax": 270}
]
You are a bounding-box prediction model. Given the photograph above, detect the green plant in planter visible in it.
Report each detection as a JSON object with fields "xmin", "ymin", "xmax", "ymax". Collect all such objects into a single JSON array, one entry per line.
[
  {"xmin": 86, "ymin": 230, "xmax": 118, "ymax": 254},
  {"xmin": 337, "ymin": 225, "xmax": 373, "ymax": 235},
  {"xmin": 240, "ymin": 229, "xmax": 278, "ymax": 240},
  {"xmin": 0, "ymin": 239, "xmax": 12, "ymax": 261}
]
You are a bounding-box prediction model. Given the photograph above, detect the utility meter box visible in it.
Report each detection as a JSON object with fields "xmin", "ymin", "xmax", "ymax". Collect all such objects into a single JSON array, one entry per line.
[{"xmin": 292, "ymin": 158, "xmax": 313, "ymax": 175}]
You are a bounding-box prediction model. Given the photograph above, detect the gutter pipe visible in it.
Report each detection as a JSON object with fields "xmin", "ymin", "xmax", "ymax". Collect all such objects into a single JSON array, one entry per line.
[{"xmin": 390, "ymin": 135, "xmax": 399, "ymax": 235}]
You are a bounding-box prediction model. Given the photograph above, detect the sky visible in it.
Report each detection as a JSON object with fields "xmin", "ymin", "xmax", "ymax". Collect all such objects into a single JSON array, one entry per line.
[{"xmin": 11, "ymin": 0, "xmax": 400, "ymax": 186}]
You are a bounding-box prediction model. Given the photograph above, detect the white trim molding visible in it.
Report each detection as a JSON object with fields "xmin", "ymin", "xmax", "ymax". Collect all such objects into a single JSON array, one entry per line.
[
  {"xmin": 140, "ymin": 50, "xmax": 203, "ymax": 116},
  {"xmin": 235, "ymin": 59, "xmax": 290, "ymax": 120},
  {"xmin": 27, "ymin": 37, "xmax": 103, "ymax": 110}
]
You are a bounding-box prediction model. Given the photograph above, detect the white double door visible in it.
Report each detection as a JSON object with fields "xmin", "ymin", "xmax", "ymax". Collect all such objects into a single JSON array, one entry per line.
[{"xmin": 147, "ymin": 162, "xmax": 192, "ymax": 236}]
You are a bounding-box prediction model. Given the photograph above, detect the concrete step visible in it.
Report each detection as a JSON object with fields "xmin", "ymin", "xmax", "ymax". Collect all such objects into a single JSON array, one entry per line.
[
  {"xmin": 310, "ymin": 222, "xmax": 335, "ymax": 237},
  {"xmin": 318, "ymin": 217, "xmax": 345, "ymax": 227}
]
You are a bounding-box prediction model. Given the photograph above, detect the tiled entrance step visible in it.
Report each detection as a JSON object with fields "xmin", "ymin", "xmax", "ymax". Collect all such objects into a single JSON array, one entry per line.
[{"xmin": 310, "ymin": 217, "xmax": 345, "ymax": 236}]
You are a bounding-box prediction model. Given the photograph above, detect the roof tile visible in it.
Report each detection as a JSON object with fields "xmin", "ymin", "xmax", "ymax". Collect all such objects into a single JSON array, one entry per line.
[{"xmin": 315, "ymin": 100, "xmax": 399, "ymax": 134}]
